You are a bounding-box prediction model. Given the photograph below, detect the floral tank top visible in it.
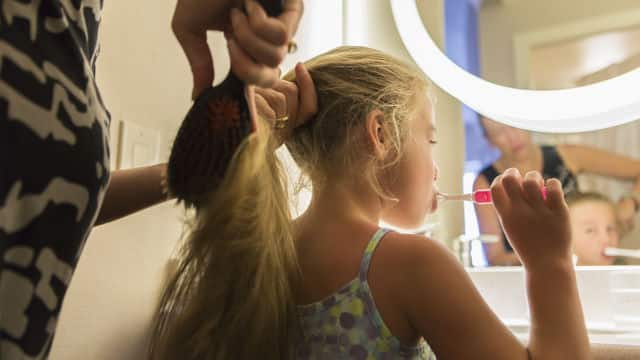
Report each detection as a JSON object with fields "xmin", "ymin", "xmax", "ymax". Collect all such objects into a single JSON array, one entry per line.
[{"xmin": 295, "ymin": 229, "xmax": 436, "ymax": 359}]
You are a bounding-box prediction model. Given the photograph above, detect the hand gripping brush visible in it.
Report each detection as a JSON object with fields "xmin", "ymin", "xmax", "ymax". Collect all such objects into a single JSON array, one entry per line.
[{"xmin": 166, "ymin": 1, "xmax": 285, "ymax": 208}]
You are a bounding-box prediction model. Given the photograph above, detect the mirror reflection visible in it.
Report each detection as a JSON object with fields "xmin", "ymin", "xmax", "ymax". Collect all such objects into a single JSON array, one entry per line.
[
  {"xmin": 447, "ymin": 0, "xmax": 640, "ymax": 266},
  {"xmin": 477, "ymin": 0, "xmax": 640, "ymax": 90}
]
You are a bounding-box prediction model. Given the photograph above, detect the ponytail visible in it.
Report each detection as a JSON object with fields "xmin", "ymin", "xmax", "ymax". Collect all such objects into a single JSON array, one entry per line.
[{"xmin": 149, "ymin": 120, "xmax": 299, "ymax": 359}]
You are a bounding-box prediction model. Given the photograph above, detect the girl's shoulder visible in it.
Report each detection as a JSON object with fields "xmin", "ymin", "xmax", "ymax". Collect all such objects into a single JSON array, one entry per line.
[
  {"xmin": 371, "ymin": 231, "xmax": 481, "ymax": 342},
  {"xmin": 381, "ymin": 231, "xmax": 452, "ymax": 259},
  {"xmin": 374, "ymin": 231, "xmax": 461, "ymax": 282}
]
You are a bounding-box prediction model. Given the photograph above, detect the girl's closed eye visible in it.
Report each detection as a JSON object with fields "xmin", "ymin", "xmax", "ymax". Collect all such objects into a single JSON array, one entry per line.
[{"xmin": 429, "ymin": 139, "xmax": 438, "ymax": 145}]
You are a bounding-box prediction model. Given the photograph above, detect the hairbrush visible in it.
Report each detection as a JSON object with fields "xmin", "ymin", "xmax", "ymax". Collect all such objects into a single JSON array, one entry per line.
[{"xmin": 167, "ymin": 0, "xmax": 285, "ymax": 208}]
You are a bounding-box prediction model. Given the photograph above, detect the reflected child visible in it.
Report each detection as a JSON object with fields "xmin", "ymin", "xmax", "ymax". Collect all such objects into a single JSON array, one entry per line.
[{"xmin": 566, "ymin": 192, "xmax": 620, "ymax": 265}]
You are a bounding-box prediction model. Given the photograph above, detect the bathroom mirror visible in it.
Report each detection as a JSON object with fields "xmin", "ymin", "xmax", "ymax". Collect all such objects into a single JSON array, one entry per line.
[
  {"xmin": 392, "ymin": 0, "xmax": 640, "ymax": 133},
  {"xmin": 477, "ymin": 0, "xmax": 640, "ymax": 267},
  {"xmin": 476, "ymin": 0, "xmax": 640, "ymax": 91},
  {"xmin": 392, "ymin": 0, "xmax": 640, "ymax": 266}
]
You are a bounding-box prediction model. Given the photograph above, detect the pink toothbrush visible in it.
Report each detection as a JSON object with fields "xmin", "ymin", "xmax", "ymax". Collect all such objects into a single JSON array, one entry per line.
[{"xmin": 437, "ymin": 187, "xmax": 548, "ymax": 205}]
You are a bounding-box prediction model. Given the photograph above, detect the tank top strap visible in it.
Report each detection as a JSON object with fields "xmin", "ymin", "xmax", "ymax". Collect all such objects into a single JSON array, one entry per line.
[
  {"xmin": 479, "ymin": 164, "xmax": 500, "ymax": 185},
  {"xmin": 358, "ymin": 228, "xmax": 391, "ymax": 282},
  {"xmin": 541, "ymin": 145, "xmax": 559, "ymax": 175}
]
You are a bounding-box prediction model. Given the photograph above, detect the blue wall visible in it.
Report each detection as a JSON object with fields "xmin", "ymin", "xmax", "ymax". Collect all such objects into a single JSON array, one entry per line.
[{"xmin": 444, "ymin": 0, "xmax": 499, "ymax": 173}]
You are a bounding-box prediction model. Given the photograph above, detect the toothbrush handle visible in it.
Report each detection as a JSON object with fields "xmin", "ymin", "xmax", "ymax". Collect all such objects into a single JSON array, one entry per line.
[
  {"xmin": 473, "ymin": 186, "xmax": 548, "ymax": 205},
  {"xmin": 473, "ymin": 189, "xmax": 492, "ymax": 204}
]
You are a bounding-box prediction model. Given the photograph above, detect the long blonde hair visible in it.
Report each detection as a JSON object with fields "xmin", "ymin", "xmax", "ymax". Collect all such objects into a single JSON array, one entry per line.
[{"xmin": 149, "ymin": 46, "xmax": 429, "ymax": 360}]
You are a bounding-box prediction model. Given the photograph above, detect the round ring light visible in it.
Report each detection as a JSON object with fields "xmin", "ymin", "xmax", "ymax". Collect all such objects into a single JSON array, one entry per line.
[{"xmin": 390, "ymin": 0, "xmax": 640, "ymax": 133}]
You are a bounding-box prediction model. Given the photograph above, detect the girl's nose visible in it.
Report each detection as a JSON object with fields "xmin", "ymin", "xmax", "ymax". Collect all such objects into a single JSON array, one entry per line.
[{"xmin": 433, "ymin": 162, "xmax": 440, "ymax": 181}]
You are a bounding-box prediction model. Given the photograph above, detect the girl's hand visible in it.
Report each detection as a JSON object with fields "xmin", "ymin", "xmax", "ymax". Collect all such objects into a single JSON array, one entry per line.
[
  {"xmin": 491, "ymin": 168, "xmax": 573, "ymax": 270},
  {"xmin": 254, "ymin": 63, "xmax": 317, "ymax": 145}
]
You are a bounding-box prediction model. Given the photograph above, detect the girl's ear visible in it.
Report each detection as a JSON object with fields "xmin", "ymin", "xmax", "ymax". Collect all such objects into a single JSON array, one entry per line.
[{"xmin": 365, "ymin": 109, "xmax": 388, "ymax": 159}]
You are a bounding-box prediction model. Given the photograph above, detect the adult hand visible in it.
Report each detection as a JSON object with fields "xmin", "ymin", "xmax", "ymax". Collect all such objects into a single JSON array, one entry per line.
[
  {"xmin": 254, "ymin": 62, "xmax": 317, "ymax": 145},
  {"xmin": 172, "ymin": 0, "xmax": 304, "ymax": 99},
  {"xmin": 617, "ymin": 197, "xmax": 637, "ymax": 235}
]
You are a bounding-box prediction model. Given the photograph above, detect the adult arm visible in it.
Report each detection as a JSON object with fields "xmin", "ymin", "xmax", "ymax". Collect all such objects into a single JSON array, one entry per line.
[{"xmin": 95, "ymin": 164, "xmax": 169, "ymax": 225}]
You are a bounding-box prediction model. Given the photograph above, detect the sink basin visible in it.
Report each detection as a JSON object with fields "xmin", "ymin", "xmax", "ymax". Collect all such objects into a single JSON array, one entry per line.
[{"xmin": 466, "ymin": 266, "xmax": 640, "ymax": 345}]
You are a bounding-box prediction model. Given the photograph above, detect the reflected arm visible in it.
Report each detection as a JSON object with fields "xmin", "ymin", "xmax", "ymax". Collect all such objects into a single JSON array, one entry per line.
[
  {"xmin": 473, "ymin": 175, "xmax": 521, "ymax": 266},
  {"xmin": 592, "ymin": 344, "xmax": 640, "ymax": 359},
  {"xmin": 558, "ymin": 144, "xmax": 640, "ymax": 192}
]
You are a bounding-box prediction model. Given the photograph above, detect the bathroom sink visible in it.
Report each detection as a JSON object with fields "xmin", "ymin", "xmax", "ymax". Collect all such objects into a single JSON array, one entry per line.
[{"xmin": 467, "ymin": 266, "xmax": 640, "ymax": 345}]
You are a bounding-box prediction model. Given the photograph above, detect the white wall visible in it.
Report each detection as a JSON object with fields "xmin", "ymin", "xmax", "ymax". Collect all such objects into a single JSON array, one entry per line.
[
  {"xmin": 479, "ymin": 0, "xmax": 640, "ymax": 87},
  {"xmin": 280, "ymin": 0, "xmax": 343, "ymax": 73},
  {"xmin": 529, "ymin": 27, "xmax": 640, "ymax": 90}
]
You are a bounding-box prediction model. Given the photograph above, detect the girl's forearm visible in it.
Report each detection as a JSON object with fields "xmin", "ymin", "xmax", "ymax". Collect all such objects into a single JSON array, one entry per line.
[{"xmin": 526, "ymin": 262, "xmax": 590, "ymax": 359}]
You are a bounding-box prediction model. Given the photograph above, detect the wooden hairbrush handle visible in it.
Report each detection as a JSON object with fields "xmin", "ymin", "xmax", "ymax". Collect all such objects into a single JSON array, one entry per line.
[{"xmin": 167, "ymin": 0, "xmax": 285, "ymax": 208}]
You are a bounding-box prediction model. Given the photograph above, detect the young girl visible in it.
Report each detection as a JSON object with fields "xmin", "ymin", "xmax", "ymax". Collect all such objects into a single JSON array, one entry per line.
[
  {"xmin": 566, "ymin": 192, "xmax": 620, "ymax": 265},
  {"xmin": 149, "ymin": 47, "xmax": 589, "ymax": 359}
]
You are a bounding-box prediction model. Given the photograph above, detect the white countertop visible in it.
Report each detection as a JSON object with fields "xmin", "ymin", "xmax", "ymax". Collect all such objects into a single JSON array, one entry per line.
[{"xmin": 467, "ymin": 266, "xmax": 640, "ymax": 346}]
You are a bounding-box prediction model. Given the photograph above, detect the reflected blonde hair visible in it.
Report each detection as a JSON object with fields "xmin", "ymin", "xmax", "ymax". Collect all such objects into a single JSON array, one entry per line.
[
  {"xmin": 566, "ymin": 191, "xmax": 614, "ymax": 207},
  {"xmin": 149, "ymin": 46, "xmax": 429, "ymax": 360},
  {"xmin": 566, "ymin": 191, "xmax": 619, "ymax": 226}
]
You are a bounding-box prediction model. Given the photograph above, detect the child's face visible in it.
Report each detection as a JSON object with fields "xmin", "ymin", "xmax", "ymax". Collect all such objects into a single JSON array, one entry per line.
[
  {"xmin": 570, "ymin": 201, "xmax": 619, "ymax": 265},
  {"xmin": 380, "ymin": 97, "xmax": 438, "ymax": 229}
]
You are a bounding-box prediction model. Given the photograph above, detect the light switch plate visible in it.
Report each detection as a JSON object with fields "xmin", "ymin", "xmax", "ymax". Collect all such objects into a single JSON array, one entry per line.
[{"xmin": 118, "ymin": 120, "xmax": 160, "ymax": 169}]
